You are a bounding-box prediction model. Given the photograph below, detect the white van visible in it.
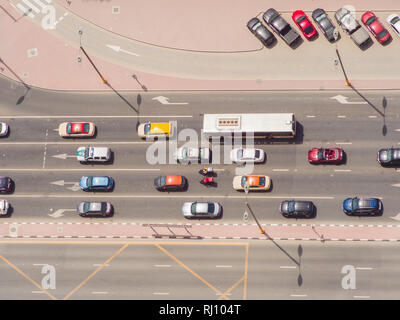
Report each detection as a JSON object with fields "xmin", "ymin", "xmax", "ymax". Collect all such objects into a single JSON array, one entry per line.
[{"xmin": 76, "ymin": 147, "xmax": 111, "ymax": 163}]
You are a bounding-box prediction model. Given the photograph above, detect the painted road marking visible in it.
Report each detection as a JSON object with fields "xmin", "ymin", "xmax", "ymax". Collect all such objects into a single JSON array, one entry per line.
[
  {"xmin": 306, "ymin": 115, "xmax": 316, "ymax": 118},
  {"xmin": 334, "ymin": 169, "xmax": 351, "ymax": 172},
  {"xmin": 153, "ymin": 292, "xmax": 169, "ymax": 295},
  {"xmin": 0, "ymin": 141, "xmax": 153, "ymax": 145},
  {"xmin": 0, "ymin": 115, "xmax": 192, "ymax": 119},
  {"xmin": 154, "ymin": 265, "xmax": 171, "ymax": 267},
  {"xmin": 354, "ymin": 296, "xmax": 370, "ymax": 299},
  {"xmin": 92, "ymin": 292, "xmax": 108, "ymax": 294},
  {"xmin": 152, "ymin": 96, "xmax": 189, "ymax": 105},
  {"xmin": 335, "ymin": 142, "xmax": 352, "ymax": 145},
  {"xmin": 106, "ymin": 45, "xmax": 140, "ymax": 57},
  {"xmin": 280, "ymin": 266, "xmax": 296, "ymax": 269},
  {"xmin": 31, "ymin": 0, "xmax": 47, "ymax": 9},
  {"xmin": 290, "ymin": 294, "xmax": 307, "ymax": 297},
  {"xmin": 273, "ymin": 169, "xmax": 289, "ymax": 172},
  {"xmin": 16, "ymin": 3, "xmax": 35, "ymax": 18},
  {"xmin": 356, "ymin": 267, "xmax": 373, "ymax": 270},
  {"xmin": 0, "ymin": 168, "xmax": 161, "ymax": 171},
  {"xmin": 337, "ymin": 115, "xmax": 346, "ymax": 118},
  {"xmin": 216, "ymin": 265, "xmax": 232, "ymax": 268},
  {"xmin": 21, "ymin": 0, "xmax": 40, "ymax": 14},
  {"xmin": 369, "ymin": 116, "xmax": 377, "ymax": 118}
]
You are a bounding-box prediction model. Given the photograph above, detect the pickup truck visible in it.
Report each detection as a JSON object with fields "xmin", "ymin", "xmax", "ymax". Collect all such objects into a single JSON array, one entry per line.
[
  {"xmin": 335, "ymin": 8, "xmax": 370, "ymax": 47},
  {"xmin": 263, "ymin": 8, "xmax": 301, "ymax": 47}
]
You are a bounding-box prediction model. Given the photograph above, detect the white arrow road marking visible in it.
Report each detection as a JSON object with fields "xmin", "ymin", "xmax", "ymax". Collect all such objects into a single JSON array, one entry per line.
[
  {"xmin": 391, "ymin": 184, "xmax": 400, "ymax": 187},
  {"xmin": 48, "ymin": 208, "xmax": 76, "ymax": 218},
  {"xmin": 389, "ymin": 213, "xmax": 400, "ymax": 221},
  {"xmin": 330, "ymin": 95, "xmax": 367, "ymax": 104},
  {"xmin": 52, "ymin": 153, "xmax": 76, "ymax": 160},
  {"xmin": 106, "ymin": 45, "xmax": 139, "ymax": 57},
  {"xmin": 152, "ymin": 96, "xmax": 189, "ymax": 105}
]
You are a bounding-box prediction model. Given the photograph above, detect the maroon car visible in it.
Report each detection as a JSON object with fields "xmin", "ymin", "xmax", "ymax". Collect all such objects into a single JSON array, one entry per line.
[
  {"xmin": 308, "ymin": 148, "xmax": 344, "ymax": 164},
  {"xmin": 0, "ymin": 177, "xmax": 12, "ymax": 193},
  {"xmin": 361, "ymin": 11, "xmax": 391, "ymax": 44}
]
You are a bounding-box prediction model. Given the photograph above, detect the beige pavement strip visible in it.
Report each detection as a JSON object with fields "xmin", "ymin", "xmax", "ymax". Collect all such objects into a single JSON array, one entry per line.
[
  {"xmin": 63, "ymin": 243, "xmax": 129, "ymax": 300},
  {"xmin": 0, "ymin": 115, "xmax": 193, "ymax": 118},
  {"xmin": 243, "ymin": 243, "xmax": 248, "ymax": 300},
  {"xmin": 0, "ymin": 254, "xmax": 57, "ymax": 300},
  {"xmin": 0, "ymin": 141, "xmax": 153, "ymax": 145},
  {"xmin": 155, "ymin": 243, "xmax": 230, "ymax": 300}
]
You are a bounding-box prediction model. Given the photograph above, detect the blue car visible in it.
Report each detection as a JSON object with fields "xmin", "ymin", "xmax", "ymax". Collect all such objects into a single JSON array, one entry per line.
[
  {"xmin": 343, "ymin": 197, "xmax": 382, "ymax": 216},
  {"xmin": 80, "ymin": 176, "xmax": 114, "ymax": 191}
]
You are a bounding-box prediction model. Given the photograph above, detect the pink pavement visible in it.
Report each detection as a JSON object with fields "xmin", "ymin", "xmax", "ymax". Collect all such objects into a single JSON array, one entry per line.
[
  {"xmin": 1, "ymin": 1, "xmax": 400, "ymax": 91},
  {"xmin": 1, "ymin": 222, "xmax": 400, "ymax": 242}
]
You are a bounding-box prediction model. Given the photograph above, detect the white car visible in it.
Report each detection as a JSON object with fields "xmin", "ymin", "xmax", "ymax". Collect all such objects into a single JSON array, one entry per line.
[
  {"xmin": 230, "ymin": 148, "xmax": 265, "ymax": 163},
  {"xmin": 0, "ymin": 200, "xmax": 9, "ymax": 215},
  {"xmin": 76, "ymin": 146, "xmax": 111, "ymax": 163},
  {"xmin": 0, "ymin": 122, "xmax": 9, "ymax": 137},
  {"xmin": 175, "ymin": 147, "xmax": 210, "ymax": 163},
  {"xmin": 182, "ymin": 202, "xmax": 222, "ymax": 219},
  {"xmin": 387, "ymin": 14, "xmax": 400, "ymax": 37}
]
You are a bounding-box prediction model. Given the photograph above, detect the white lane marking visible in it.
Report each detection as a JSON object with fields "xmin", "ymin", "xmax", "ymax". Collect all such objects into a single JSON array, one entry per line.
[
  {"xmin": 152, "ymin": 96, "xmax": 189, "ymax": 105},
  {"xmin": 153, "ymin": 292, "xmax": 170, "ymax": 295},
  {"xmin": 22, "ymin": 0, "xmax": 40, "ymax": 13},
  {"xmin": 334, "ymin": 169, "xmax": 351, "ymax": 172},
  {"xmin": 31, "ymin": 0, "xmax": 47, "ymax": 9},
  {"xmin": 273, "ymin": 169, "xmax": 289, "ymax": 172},
  {"xmin": 291, "ymin": 294, "xmax": 307, "ymax": 297},
  {"xmin": 337, "ymin": 115, "xmax": 346, "ymax": 118},
  {"xmin": 216, "ymin": 265, "xmax": 232, "ymax": 268},
  {"xmin": 154, "ymin": 265, "xmax": 171, "ymax": 267},
  {"xmin": 42, "ymin": 129, "xmax": 48, "ymax": 169},
  {"xmin": 16, "ymin": 3, "xmax": 35, "ymax": 18},
  {"xmin": 280, "ymin": 266, "xmax": 296, "ymax": 269},
  {"xmin": 306, "ymin": 115, "xmax": 316, "ymax": 118},
  {"xmin": 354, "ymin": 296, "xmax": 370, "ymax": 299},
  {"xmin": 0, "ymin": 115, "xmax": 192, "ymax": 118},
  {"xmin": 0, "ymin": 168, "xmax": 161, "ymax": 172},
  {"xmin": 330, "ymin": 95, "xmax": 367, "ymax": 104},
  {"xmin": 0, "ymin": 141, "xmax": 153, "ymax": 145},
  {"xmin": 52, "ymin": 154, "xmax": 76, "ymax": 159},
  {"xmin": 356, "ymin": 267, "xmax": 373, "ymax": 270},
  {"xmin": 106, "ymin": 45, "xmax": 140, "ymax": 57},
  {"xmin": 92, "ymin": 292, "xmax": 108, "ymax": 294},
  {"xmin": 335, "ymin": 142, "xmax": 352, "ymax": 145},
  {"xmin": 368, "ymin": 116, "xmax": 377, "ymax": 118},
  {"xmin": 32, "ymin": 291, "xmax": 45, "ymax": 294}
]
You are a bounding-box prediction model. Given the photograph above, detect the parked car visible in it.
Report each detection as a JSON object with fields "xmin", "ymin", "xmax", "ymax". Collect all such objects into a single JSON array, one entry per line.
[
  {"xmin": 279, "ymin": 200, "xmax": 315, "ymax": 218},
  {"xmin": 263, "ymin": 8, "xmax": 301, "ymax": 46},
  {"xmin": 77, "ymin": 202, "xmax": 113, "ymax": 217},
  {"xmin": 308, "ymin": 148, "xmax": 344, "ymax": 164},
  {"xmin": 335, "ymin": 8, "xmax": 370, "ymax": 47},
  {"xmin": 361, "ymin": 11, "xmax": 391, "ymax": 44},
  {"xmin": 0, "ymin": 199, "xmax": 9, "ymax": 215},
  {"xmin": 230, "ymin": 148, "xmax": 265, "ymax": 163},
  {"xmin": 247, "ymin": 17, "xmax": 276, "ymax": 47},
  {"xmin": 377, "ymin": 148, "xmax": 400, "ymax": 166},
  {"xmin": 0, "ymin": 177, "xmax": 12, "ymax": 193},
  {"xmin": 137, "ymin": 122, "xmax": 172, "ymax": 139},
  {"xmin": 175, "ymin": 146, "xmax": 210, "ymax": 164},
  {"xmin": 343, "ymin": 197, "xmax": 382, "ymax": 216},
  {"xmin": 182, "ymin": 201, "xmax": 222, "ymax": 219},
  {"xmin": 154, "ymin": 175, "xmax": 187, "ymax": 191},
  {"xmin": 80, "ymin": 176, "xmax": 114, "ymax": 191},
  {"xmin": 387, "ymin": 14, "xmax": 400, "ymax": 37},
  {"xmin": 312, "ymin": 8, "xmax": 338, "ymax": 42},
  {"xmin": 76, "ymin": 146, "xmax": 111, "ymax": 163},
  {"xmin": 58, "ymin": 122, "xmax": 95, "ymax": 137},
  {"xmin": 292, "ymin": 10, "xmax": 318, "ymax": 39},
  {"xmin": 0, "ymin": 122, "xmax": 9, "ymax": 137},
  {"xmin": 233, "ymin": 175, "xmax": 271, "ymax": 191}
]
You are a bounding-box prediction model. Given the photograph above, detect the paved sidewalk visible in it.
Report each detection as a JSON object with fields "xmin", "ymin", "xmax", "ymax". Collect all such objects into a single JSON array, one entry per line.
[{"xmin": 1, "ymin": 221, "xmax": 400, "ymax": 242}]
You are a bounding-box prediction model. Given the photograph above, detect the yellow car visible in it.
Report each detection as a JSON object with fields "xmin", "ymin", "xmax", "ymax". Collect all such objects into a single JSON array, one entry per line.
[
  {"xmin": 233, "ymin": 175, "xmax": 271, "ymax": 191},
  {"xmin": 137, "ymin": 122, "xmax": 172, "ymax": 139},
  {"xmin": 58, "ymin": 122, "xmax": 95, "ymax": 137}
]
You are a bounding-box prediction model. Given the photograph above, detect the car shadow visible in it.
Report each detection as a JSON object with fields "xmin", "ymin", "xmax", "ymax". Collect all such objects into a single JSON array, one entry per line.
[{"xmin": 290, "ymin": 36, "xmax": 303, "ymax": 49}]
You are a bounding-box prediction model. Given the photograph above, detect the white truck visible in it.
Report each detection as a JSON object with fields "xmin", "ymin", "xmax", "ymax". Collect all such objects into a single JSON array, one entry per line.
[
  {"xmin": 335, "ymin": 8, "xmax": 370, "ymax": 47},
  {"xmin": 202, "ymin": 113, "xmax": 296, "ymax": 139}
]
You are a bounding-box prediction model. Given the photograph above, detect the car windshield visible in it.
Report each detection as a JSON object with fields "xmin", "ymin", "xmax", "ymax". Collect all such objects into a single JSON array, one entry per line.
[
  {"xmin": 238, "ymin": 149, "xmax": 243, "ymax": 158},
  {"xmin": 84, "ymin": 148, "xmax": 90, "ymax": 158},
  {"xmin": 144, "ymin": 124, "xmax": 151, "ymax": 134},
  {"xmin": 86, "ymin": 177, "xmax": 93, "ymax": 187},
  {"xmin": 304, "ymin": 26, "xmax": 314, "ymax": 34},
  {"xmin": 317, "ymin": 149, "xmax": 324, "ymax": 160},
  {"xmin": 208, "ymin": 203, "xmax": 215, "ymax": 213},
  {"xmin": 255, "ymin": 150, "xmax": 260, "ymax": 158},
  {"xmin": 259, "ymin": 177, "xmax": 266, "ymax": 186},
  {"xmin": 366, "ymin": 17, "xmax": 376, "ymax": 25},
  {"xmin": 352, "ymin": 198, "xmax": 359, "ymax": 210},
  {"xmin": 378, "ymin": 30, "xmax": 388, "ymax": 38},
  {"xmin": 296, "ymin": 16, "xmax": 306, "ymax": 24},
  {"xmin": 83, "ymin": 124, "xmax": 90, "ymax": 133},
  {"xmin": 391, "ymin": 16, "xmax": 400, "ymax": 24},
  {"xmin": 159, "ymin": 176, "xmax": 166, "ymax": 187},
  {"xmin": 83, "ymin": 202, "xmax": 91, "ymax": 212},
  {"xmin": 191, "ymin": 203, "xmax": 197, "ymax": 214},
  {"xmin": 387, "ymin": 149, "xmax": 393, "ymax": 161},
  {"xmin": 182, "ymin": 148, "xmax": 188, "ymax": 158},
  {"xmin": 66, "ymin": 123, "xmax": 72, "ymax": 134},
  {"xmin": 316, "ymin": 14, "xmax": 326, "ymax": 22},
  {"xmin": 288, "ymin": 201, "xmax": 295, "ymax": 213}
]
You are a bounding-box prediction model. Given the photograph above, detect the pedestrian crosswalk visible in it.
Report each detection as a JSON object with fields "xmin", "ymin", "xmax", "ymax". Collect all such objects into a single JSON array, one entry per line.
[{"xmin": 14, "ymin": 0, "xmax": 53, "ymax": 19}]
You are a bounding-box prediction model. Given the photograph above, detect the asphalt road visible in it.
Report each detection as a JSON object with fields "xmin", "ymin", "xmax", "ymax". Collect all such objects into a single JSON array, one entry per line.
[{"xmin": 0, "ymin": 239, "xmax": 399, "ymax": 300}]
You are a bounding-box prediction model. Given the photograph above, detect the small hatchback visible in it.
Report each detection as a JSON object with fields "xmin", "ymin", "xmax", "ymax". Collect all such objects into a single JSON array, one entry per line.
[
  {"xmin": 0, "ymin": 177, "xmax": 12, "ymax": 193},
  {"xmin": 343, "ymin": 197, "xmax": 383, "ymax": 216},
  {"xmin": 80, "ymin": 176, "xmax": 114, "ymax": 191},
  {"xmin": 154, "ymin": 175, "xmax": 187, "ymax": 191},
  {"xmin": 77, "ymin": 202, "xmax": 113, "ymax": 217},
  {"xmin": 280, "ymin": 200, "xmax": 315, "ymax": 218}
]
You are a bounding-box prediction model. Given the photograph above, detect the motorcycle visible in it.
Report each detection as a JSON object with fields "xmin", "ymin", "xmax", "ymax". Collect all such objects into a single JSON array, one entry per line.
[
  {"xmin": 199, "ymin": 167, "xmax": 214, "ymax": 176},
  {"xmin": 200, "ymin": 176, "xmax": 216, "ymax": 187}
]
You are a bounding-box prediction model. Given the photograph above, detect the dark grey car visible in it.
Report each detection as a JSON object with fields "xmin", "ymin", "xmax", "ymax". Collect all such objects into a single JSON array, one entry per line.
[
  {"xmin": 312, "ymin": 8, "xmax": 337, "ymax": 42},
  {"xmin": 263, "ymin": 8, "xmax": 300, "ymax": 46},
  {"xmin": 377, "ymin": 148, "xmax": 400, "ymax": 166},
  {"xmin": 280, "ymin": 200, "xmax": 315, "ymax": 218},
  {"xmin": 247, "ymin": 17, "xmax": 275, "ymax": 47}
]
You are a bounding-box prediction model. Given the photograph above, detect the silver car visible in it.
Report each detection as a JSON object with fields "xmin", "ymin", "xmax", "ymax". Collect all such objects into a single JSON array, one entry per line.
[
  {"xmin": 182, "ymin": 202, "xmax": 222, "ymax": 219},
  {"xmin": 230, "ymin": 148, "xmax": 265, "ymax": 163},
  {"xmin": 387, "ymin": 14, "xmax": 400, "ymax": 37}
]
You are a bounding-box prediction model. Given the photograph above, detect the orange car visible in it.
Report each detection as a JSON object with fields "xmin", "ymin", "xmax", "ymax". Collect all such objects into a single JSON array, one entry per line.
[
  {"xmin": 154, "ymin": 175, "xmax": 187, "ymax": 191},
  {"xmin": 233, "ymin": 175, "xmax": 271, "ymax": 191}
]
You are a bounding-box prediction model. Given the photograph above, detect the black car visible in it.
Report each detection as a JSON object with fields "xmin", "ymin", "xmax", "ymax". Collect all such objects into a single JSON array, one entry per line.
[
  {"xmin": 0, "ymin": 176, "xmax": 12, "ymax": 193},
  {"xmin": 312, "ymin": 8, "xmax": 338, "ymax": 42},
  {"xmin": 279, "ymin": 200, "xmax": 315, "ymax": 218},
  {"xmin": 247, "ymin": 17, "xmax": 275, "ymax": 47},
  {"xmin": 377, "ymin": 148, "xmax": 400, "ymax": 166}
]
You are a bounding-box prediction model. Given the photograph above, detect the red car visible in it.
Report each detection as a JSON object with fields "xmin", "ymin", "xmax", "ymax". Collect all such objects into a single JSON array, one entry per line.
[
  {"xmin": 292, "ymin": 10, "xmax": 318, "ymax": 39},
  {"xmin": 361, "ymin": 11, "xmax": 391, "ymax": 44},
  {"xmin": 308, "ymin": 148, "xmax": 344, "ymax": 164}
]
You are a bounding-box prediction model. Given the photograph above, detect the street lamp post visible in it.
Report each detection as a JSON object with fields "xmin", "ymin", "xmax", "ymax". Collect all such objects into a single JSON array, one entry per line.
[{"xmin": 244, "ymin": 181, "xmax": 265, "ymax": 235}]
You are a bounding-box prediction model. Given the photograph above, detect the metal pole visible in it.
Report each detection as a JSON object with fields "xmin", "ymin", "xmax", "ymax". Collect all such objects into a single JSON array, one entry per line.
[
  {"xmin": 335, "ymin": 48, "xmax": 351, "ymax": 87},
  {"xmin": 80, "ymin": 46, "xmax": 107, "ymax": 84}
]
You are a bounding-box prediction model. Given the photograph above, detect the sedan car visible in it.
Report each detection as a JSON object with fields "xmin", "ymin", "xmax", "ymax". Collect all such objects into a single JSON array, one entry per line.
[
  {"xmin": 247, "ymin": 17, "xmax": 276, "ymax": 47},
  {"xmin": 292, "ymin": 10, "xmax": 318, "ymax": 39},
  {"xmin": 312, "ymin": 8, "xmax": 337, "ymax": 42},
  {"xmin": 77, "ymin": 202, "xmax": 113, "ymax": 217},
  {"xmin": 387, "ymin": 13, "xmax": 400, "ymax": 37},
  {"xmin": 308, "ymin": 148, "xmax": 344, "ymax": 164},
  {"xmin": 280, "ymin": 200, "xmax": 315, "ymax": 218},
  {"xmin": 230, "ymin": 148, "xmax": 265, "ymax": 164},
  {"xmin": 175, "ymin": 146, "xmax": 210, "ymax": 164},
  {"xmin": 154, "ymin": 175, "xmax": 187, "ymax": 191},
  {"xmin": 58, "ymin": 122, "xmax": 95, "ymax": 137},
  {"xmin": 0, "ymin": 122, "xmax": 9, "ymax": 137},
  {"xmin": 182, "ymin": 201, "xmax": 222, "ymax": 219},
  {"xmin": 361, "ymin": 11, "xmax": 391, "ymax": 44},
  {"xmin": 343, "ymin": 197, "xmax": 383, "ymax": 216},
  {"xmin": 0, "ymin": 177, "xmax": 12, "ymax": 193},
  {"xmin": 0, "ymin": 199, "xmax": 9, "ymax": 215},
  {"xmin": 233, "ymin": 175, "xmax": 271, "ymax": 191},
  {"xmin": 80, "ymin": 176, "xmax": 114, "ymax": 191},
  {"xmin": 377, "ymin": 148, "xmax": 400, "ymax": 166}
]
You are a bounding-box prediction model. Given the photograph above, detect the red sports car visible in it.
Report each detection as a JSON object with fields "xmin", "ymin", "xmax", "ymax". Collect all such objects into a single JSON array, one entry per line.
[
  {"xmin": 361, "ymin": 11, "xmax": 391, "ymax": 44},
  {"xmin": 308, "ymin": 148, "xmax": 344, "ymax": 164},
  {"xmin": 292, "ymin": 10, "xmax": 318, "ymax": 39}
]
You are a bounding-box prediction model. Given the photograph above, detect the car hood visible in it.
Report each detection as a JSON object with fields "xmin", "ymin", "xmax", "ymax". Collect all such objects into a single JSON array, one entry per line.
[
  {"xmin": 378, "ymin": 149, "xmax": 388, "ymax": 161},
  {"xmin": 308, "ymin": 149, "xmax": 319, "ymax": 160},
  {"xmin": 343, "ymin": 198, "xmax": 353, "ymax": 211},
  {"xmin": 182, "ymin": 202, "xmax": 193, "ymax": 216}
]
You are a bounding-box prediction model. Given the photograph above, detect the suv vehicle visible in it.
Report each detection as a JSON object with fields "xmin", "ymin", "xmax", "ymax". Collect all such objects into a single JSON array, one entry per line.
[
  {"xmin": 343, "ymin": 197, "xmax": 383, "ymax": 216},
  {"xmin": 280, "ymin": 200, "xmax": 316, "ymax": 218},
  {"xmin": 247, "ymin": 17, "xmax": 276, "ymax": 47}
]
